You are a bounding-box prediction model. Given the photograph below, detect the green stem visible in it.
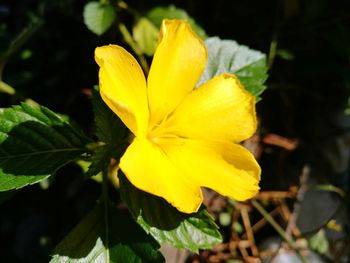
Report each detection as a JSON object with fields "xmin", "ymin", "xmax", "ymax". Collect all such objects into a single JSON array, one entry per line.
[
  {"xmin": 251, "ymin": 199, "xmax": 309, "ymax": 263},
  {"xmin": 0, "ymin": 80, "xmax": 15, "ymax": 95},
  {"xmin": 267, "ymin": 0, "xmax": 281, "ymax": 71},
  {"xmin": 314, "ymin": 184, "xmax": 345, "ymax": 198},
  {"xmin": 0, "ymin": 16, "xmax": 43, "ymax": 79},
  {"xmin": 118, "ymin": 23, "xmax": 150, "ymax": 75},
  {"xmin": 267, "ymin": 37, "xmax": 278, "ymax": 70},
  {"xmin": 102, "ymin": 169, "xmax": 110, "ymax": 262}
]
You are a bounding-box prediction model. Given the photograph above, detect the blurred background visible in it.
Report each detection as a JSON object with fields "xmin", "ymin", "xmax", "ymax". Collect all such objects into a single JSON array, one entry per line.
[{"xmin": 1, "ymin": 0, "xmax": 350, "ymax": 262}]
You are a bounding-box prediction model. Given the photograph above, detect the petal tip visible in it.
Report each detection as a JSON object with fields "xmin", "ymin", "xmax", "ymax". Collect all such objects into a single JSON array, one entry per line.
[
  {"xmin": 94, "ymin": 44, "xmax": 124, "ymax": 66},
  {"xmin": 174, "ymin": 191, "xmax": 203, "ymax": 214}
]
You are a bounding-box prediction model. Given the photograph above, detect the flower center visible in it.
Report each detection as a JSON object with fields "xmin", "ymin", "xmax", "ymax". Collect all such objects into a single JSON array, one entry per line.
[{"xmin": 147, "ymin": 116, "xmax": 178, "ymax": 143}]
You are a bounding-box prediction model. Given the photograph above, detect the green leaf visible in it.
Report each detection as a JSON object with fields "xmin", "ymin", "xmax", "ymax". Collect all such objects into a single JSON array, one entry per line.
[
  {"xmin": 92, "ymin": 89, "xmax": 127, "ymax": 146},
  {"xmin": 133, "ymin": 17, "xmax": 159, "ymax": 56},
  {"xmin": 83, "ymin": 2, "xmax": 116, "ymax": 36},
  {"xmin": 50, "ymin": 204, "xmax": 164, "ymax": 263},
  {"xmin": 146, "ymin": 5, "xmax": 207, "ymax": 40},
  {"xmin": 86, "ymin": 145, "xmax": 113, "ymax": 177},
  {"xmin": 198, "ymin": 37, "xmax": 268, "ymax": 98},
  {"xmin": 0, "ymin": 103, "xmax": 89, "ymax": 191},
  {"xmin": 309, "ymin": 229, "xmax": 329, "ymax": 255},
  {"xmin": 87, "ymin": 90, "xmax": 128, "ymax": 176},
  {"xmin": 119, "ymin": 173, "xmax": 222, "ymax": 252}
]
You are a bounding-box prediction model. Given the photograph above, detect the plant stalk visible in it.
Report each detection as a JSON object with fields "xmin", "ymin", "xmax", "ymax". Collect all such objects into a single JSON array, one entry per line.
[
  {"xmin": 0, "ymin": 17, "xmax": 43, "ymax": 79},
  {"xmin": 102, "ymin": 169, "xmax": 110, "ymax": 262},
  {"xmin": 251, "ymin": 199, "xmax": 309, "ymax": 263},
  {"xmin": 118, "ymin": 23, "xmax": 150, "ymax": 75}
]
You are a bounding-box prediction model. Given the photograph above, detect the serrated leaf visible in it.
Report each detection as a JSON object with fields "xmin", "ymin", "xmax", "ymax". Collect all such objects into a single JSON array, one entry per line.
[
  {"xmin": 133, "ymin": 17, "xmax": 159, "ymax": 56},
  {"xmin": 198, "ymin": 37, "xmax": 268, "ymax": 98},
  {"xmin": 87, "ymin": 90, "xmax": 128, "ymax": 176},
  {"xmin": 0, "ymin": 103, "xmax": 89, "ymax": 191},
  {"xmin": 119, "ymin": 173, "xmax": 222, "ymax": 252},
  {"xmin": 50, "ymin": 204, "xmax": 164, "ymax": 263},
  {"xmin": 86, "ymin": 145, "xmax": 112, "ymax": 177},
  {"xmin": 146, "ymin": 5, "xmax": 207, "ymax": 40},
  {"xmin": 83, "ymin": 2, "xmax": 116, "ymax": 36}
]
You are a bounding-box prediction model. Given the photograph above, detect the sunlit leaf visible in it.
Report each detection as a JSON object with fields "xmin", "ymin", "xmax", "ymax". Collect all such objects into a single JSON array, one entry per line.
[
  {"xmin": 119, "ymin": 173, "xmax": 222, "ymax": 252},
  {"xmin": 83, "ymin": 2, "xmax": 116, "ymax": 35},
  {"xmin": 309, "ymin": 229, "xmax": 329, "ymax": 254},
  {"xmin": 0, "ymin": 103, "xmax": 90, "ymax": 191},
  {"xmin": 50, "ymin": 204, "xmax": 164, "ymax": 262},
  {"xmin": 146, "ymin": 5, "xmax": 207, "ymax": 40},
  {"xmin": 133, "ymin": 17, "xmax": 159, "ymax": 56},
  {"xmin": 198, "ymin": 37, "xmax": 268, "ymax": 98}
]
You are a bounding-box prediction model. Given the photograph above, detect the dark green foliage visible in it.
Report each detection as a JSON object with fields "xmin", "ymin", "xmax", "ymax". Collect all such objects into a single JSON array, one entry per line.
[
  {"xmin": 50, "ymin": 204, "xmax": 164, "ymax": 263},
  {"xmin": 119, "ymin": 173, "xmax": 222, "ymax": 252},
  {"xmin": 91, "ymin": 89, "xmax": 127, "ymax": 146},
  {"xmin": 86, "ymin": 90, "xmax": 129, "ymax": 176},
  {"xmin": 2, "ymin": 0, "xmax": 350, "ymax": 261},
  {"xmin": 0, "ymin": 103, "xmax": 90, "ymax": 191}
]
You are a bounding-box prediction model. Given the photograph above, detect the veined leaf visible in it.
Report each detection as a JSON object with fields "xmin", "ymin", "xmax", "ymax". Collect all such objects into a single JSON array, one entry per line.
[
  {"xmin": 119, "ymin": 173, "xmax": 222, "ymax": 252},
  {"xmin": 83, "ymin": 2, "xmax": 116, "ymax": 36},
  {"xmin": 0, "ymin": 103, "xmax": 89, "ymax": 191},
  {"xmin": 198, "ymin": 37, "xmax": 268, "ymax": 98},
  {"xmin": 50, "ymin": 204, "xmax": 164, "ymax": 263}
]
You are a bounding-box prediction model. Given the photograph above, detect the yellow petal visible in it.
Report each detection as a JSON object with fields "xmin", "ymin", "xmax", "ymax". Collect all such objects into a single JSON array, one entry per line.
[
  {"xmin": 157, "ymin": 74, "xmax": 257, "ymax": 142},
  {"xmin": 159, "ymin": 138, "xmax": 260, "ymax": 201},
  {"xmin": 119, "ymin": 137, "xmax": 203, "ymax": 213},
  {"xmin": 95, "ymin": 45, "xmax": 149, "ymax": 136},
  {"xmin": 147, "ymin": 20, "xmax": 207, "ymax": 128}
]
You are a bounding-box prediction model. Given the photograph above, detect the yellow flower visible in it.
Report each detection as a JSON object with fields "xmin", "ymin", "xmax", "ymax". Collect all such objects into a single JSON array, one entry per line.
[{"xmin": 95, "ymin": 19, "xmax": 261, "ymax": 214}]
